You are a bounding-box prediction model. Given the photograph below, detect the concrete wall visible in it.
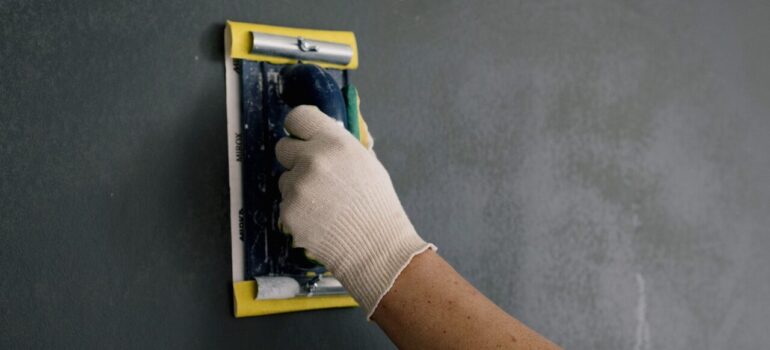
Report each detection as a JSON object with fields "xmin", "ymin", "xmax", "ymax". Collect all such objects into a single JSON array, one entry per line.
[{"xmin": 1, "ymin": 1, "xmax": 768, "ymax": 348}]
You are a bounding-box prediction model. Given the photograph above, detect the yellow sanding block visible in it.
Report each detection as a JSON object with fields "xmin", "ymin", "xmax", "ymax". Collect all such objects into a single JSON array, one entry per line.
[{"xmin": 224, "ymin": 21, "xmax": 360, "ymax": 317}]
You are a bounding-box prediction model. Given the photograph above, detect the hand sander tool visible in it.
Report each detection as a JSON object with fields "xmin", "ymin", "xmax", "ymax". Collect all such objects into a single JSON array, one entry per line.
[{"xmin": 224, "ymin": 21, "xmax": 370, "ymax": 317}]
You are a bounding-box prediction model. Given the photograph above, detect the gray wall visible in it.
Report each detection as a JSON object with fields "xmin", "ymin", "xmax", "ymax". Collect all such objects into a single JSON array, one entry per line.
[{"xmin": 2, "ymin": 1, "xmax": 769, "ymax": 349}]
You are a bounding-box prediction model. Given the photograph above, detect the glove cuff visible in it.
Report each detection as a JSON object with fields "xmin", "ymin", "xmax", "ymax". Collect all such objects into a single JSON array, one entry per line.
[{"xmin": 315, "ymin": 189, "xmax": 436, "ymax": 318}]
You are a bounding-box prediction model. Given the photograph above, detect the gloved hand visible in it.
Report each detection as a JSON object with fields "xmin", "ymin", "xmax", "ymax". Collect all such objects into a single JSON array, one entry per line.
[{"xmin": 276, "ymin": 105, "xmax": 435, "ymax": 318}]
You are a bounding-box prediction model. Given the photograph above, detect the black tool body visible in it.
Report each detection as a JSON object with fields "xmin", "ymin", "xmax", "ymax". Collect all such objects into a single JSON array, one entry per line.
[
  {"xmin": 280, "ymin": 64, "xmax": 348, "ymax": 126},
  {"xmin": 238, "ymin": 61, "xmax": 348, "ymax": 280}
]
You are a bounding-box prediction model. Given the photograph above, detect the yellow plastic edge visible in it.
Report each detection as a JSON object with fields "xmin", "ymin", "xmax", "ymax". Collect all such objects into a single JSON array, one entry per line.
[
  {"xmin": 233, "ymin": 281, "xmax": 359, "ymax": 318},
  {"xmin": 356, "ymin": 94, "xmax": 372, "ymax": 149},
  {"xmin": 226, "ymin": 20, "xmax": 358, "ymax": 70}
]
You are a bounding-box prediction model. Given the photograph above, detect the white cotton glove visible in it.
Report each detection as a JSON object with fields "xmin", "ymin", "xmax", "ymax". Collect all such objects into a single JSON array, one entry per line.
[{"xmin": 276, "ymin": 105, "xmax": 435, "ymax": 318}]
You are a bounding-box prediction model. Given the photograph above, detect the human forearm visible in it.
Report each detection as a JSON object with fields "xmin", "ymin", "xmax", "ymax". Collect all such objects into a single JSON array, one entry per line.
[
  {"xmin": 276, "ymin": 106, "xmax": 559, "ymax": 348},
  {"xmin": 373, "ymin": 250, "xmax": 560, "ymax": 350}
]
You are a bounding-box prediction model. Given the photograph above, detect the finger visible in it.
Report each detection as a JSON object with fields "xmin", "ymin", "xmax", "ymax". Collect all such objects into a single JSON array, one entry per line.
[
  {"xmin": 275, "ymin": 137, "xmax": 303, "ymax": 169},
  {"xmin": 278, "ymin": 201, "xmax": 292, "ymax": 234},
  {"xmin": 284, "ymin": 105, "xmax": 336, "ymax": 140},
  {"xmin": 278, "ymin": 200, "xmax": 302, "ymax": 236},
  {"xmin": 278, "ymin": 169, "xmax": 298, "ymax": 196}
]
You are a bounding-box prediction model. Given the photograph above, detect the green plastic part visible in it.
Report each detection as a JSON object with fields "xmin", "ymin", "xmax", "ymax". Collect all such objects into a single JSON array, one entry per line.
[{"xmin": 344, "ymin": 85, "xmax": 361, "ymax": 140}]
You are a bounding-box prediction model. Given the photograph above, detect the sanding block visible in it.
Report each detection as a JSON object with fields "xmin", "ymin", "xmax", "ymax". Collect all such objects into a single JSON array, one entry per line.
[{"xmin": 224, "ymin": 21, "xmax": 368, "ymax": 317}]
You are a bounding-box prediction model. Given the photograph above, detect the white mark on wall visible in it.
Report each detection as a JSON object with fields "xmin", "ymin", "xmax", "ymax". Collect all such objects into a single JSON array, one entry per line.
[{"xmin": 634, "ymin": 273, "xmax": 651, "ymax": 350}]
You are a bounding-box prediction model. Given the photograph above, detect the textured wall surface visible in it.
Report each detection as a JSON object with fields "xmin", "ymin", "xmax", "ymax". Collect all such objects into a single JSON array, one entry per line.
[{"xmin": 2, "ymin": 1, "xmax": 769, "ymax": 349}]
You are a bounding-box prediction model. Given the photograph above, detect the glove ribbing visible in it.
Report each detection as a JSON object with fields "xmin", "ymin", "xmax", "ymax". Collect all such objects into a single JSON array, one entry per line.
[{"xmin": 276, "ymin": 105, "xmax": 436, "ymax": 318}]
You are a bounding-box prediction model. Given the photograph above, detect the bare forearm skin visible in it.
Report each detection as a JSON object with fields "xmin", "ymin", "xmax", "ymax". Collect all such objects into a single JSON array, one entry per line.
[{"xmin": 372, "ymin": 250, "xmax": 560, "ymax": 349}]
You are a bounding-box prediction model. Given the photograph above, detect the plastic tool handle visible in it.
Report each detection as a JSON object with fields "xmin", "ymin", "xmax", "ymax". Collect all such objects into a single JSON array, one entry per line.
[{"xmin": 279, "ymin": 64, "xmax": 348, "ymax": 127}]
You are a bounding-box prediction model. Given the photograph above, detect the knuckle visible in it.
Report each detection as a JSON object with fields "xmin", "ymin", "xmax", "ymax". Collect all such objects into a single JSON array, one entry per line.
[
  {"xmin": 276, "ymin": 138, "xmax": 291, "ymax": 155},
  {"xmin": 278, "ymin": 172, "xmax": 295, "ymax": 193},
  {"xmin": 306, "ymin": 156, "xmax": 326, "ymax": 171},
  {"xmin": 321, "ymin": 127, "xmax": 348, "ymax": 146},
  {"xmin": 279, "ymin": 201, "xmax": 298, "ymax": 223},
  {"xmin": 278, "ymin": 178, "xmax": 290, "ymax": 195},
  {"xmin": 325, "ymin": 136, "xmax": 346, "ymax": 150},
  {"xmin": 292, "ymin": 105, "xmax": 318, "ymax": 115},
  {"xmin": 278, "ymin": 214, "xmax": 293, "ymax": 233},
  {"xmin": 290, "ymin": 175, "xmax": 312, "ymax": 197},
  {"xmin": 298, "ymin": 153, "xmax": 330, "ymax": 174},
  {"xmin": 285, "ymin": 106, "xmax": 311, "ymax": 123}
]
